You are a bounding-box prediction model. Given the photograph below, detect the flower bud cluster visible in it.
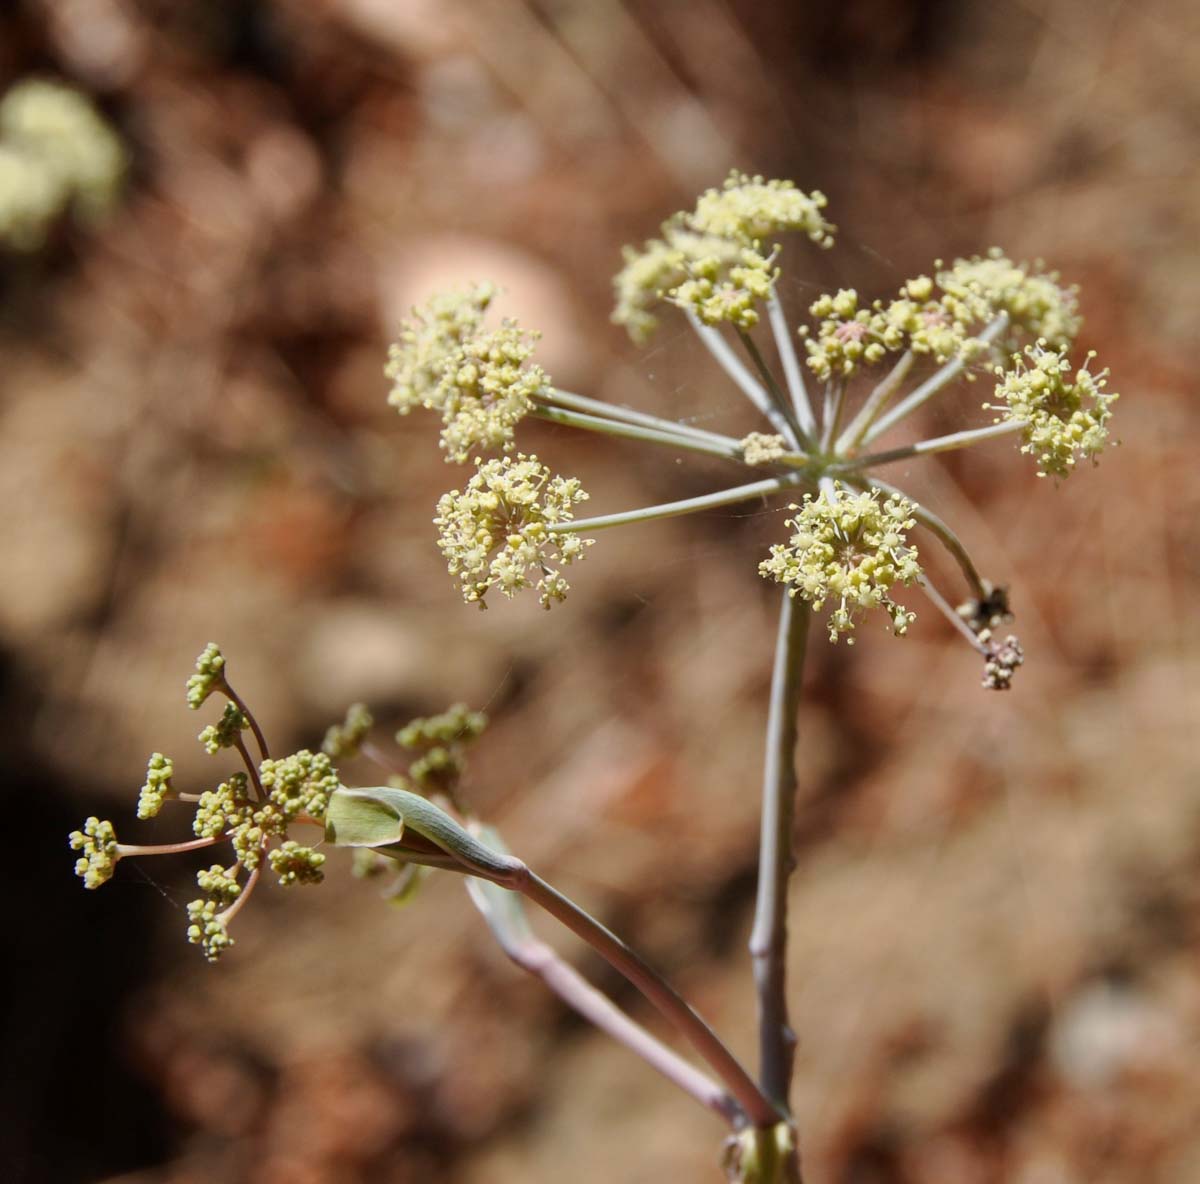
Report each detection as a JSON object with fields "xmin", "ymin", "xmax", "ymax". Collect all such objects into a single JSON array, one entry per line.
[
  {"xmin": 398, "ymin": 703, "xmax": 488, "ymax": 795},
  {"xmin": 185, "ymin": 642, "xmax": 226, "ymax": 709},
  {"xmin": 71, "ymin": 647, "xmax": 343, "ymax": 961},
  {"xmin": 740, "ymin": 433, "xmax": 789, "ymax": 466},
  {"xmin": 386, "ymin": 285, "xmax": 549, "ymax": 461},
  {"xmin": 982, "ymin": 634, "xmax": 1025, "ymax": 691},
  {"xmin": 612, "ymin": 171, "xmax": 834, "ymax": 340},
  {"xmin": 435, "ymin": 454, "xmax": 591, "ymax": 608},
  {"xmin": 0, "ymin": 79, "xmax": 125, "ymax": 250},
  {"xmin": 988, "ymin": 343, "xmax": 1116, "ymax": 478},
  {"xmin": 68, "ymin": 817, "xmax": 118, "ymax": 889},
  {"xmin": 137, "ymin": 752, "xmax": 175, "ymax": 820},
  {"xmin": 759, "ymin": 486, "xmax": 921, "ymax": 642},
  {"xmin": 322, "ymin": 702, "xmax": 374, "ymax": 760},
  {"xmin": 198, "ymin": 702, "xmax": 248, "ymax": 755}
]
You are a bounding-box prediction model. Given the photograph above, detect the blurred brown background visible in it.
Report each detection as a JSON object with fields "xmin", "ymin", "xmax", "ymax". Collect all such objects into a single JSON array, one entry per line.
[{"xmin": 3, "ymin": 0, "xmax": 1198, "ymax": 1181}]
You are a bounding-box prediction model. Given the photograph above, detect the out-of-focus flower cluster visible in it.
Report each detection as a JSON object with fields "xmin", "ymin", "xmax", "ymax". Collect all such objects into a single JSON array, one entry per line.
[
  {"xmin": 435, "ymin": 455, "xmax": 591, "ymax": 609},
  {"xmin": 386, "ymin": 284, "xmax": 549, "ymax": 462},
  {"xmin": 989, "ymin": 343, "xmax": 1116, "ymax": 478},
  {"xmin": 0, "ymin": 78, "xmax": 126, "ymax": 251},
  {"xmin": 613, "ymin": 170, "xmax": 834, "ymax": 340},
  {"xmin": 759, "ymin": 486, "xmax": 921, "ymax": 642}
]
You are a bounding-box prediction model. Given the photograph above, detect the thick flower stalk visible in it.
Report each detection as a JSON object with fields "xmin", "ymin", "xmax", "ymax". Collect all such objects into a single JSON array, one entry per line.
[{"xmin": 434, "ymin": 454, "xmax": 591, "ymax": 608}]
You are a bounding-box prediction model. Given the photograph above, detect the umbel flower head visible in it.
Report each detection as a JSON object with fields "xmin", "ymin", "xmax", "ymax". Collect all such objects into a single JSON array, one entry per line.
[
  {"xmin": 938, "ymin": 250, "xmax": 1080, "ymax": 348},
  {"xmin": 434, "ymin": 454, "xmax": 592, "ymax": 609},
  {"xmin": 613, "ymin": 170, "xmax": 834, "ymax": 341},
  {"xmin": 69, "ymin": 645, "xmax": 339, "ymax": 962},
  {"xmin": 988, "ymin": 342, "xmax": 1116, "ymax": 478},
  {"xmin": 759, "ymin": 485, "xmax": 921, "ymax": 642},
  {"xmin": 801, "ymin": 254, "xmax": 1079, "ymax": 383},
  {"xmin": 386, "ymin": 284, "xmax": 549, "ymax": 462}
]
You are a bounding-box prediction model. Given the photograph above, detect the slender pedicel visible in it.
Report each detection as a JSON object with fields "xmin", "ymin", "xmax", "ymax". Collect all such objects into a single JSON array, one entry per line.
[
  {"xmin": 686, "ymin": 311, "xmax": 800, "ymax": 448},
  {"xmin": 767, "ymin": 290, "xmax": 818, "ymax": 439},
  {"xmin": 835, "ymin": 350, "xmax": 915, "ymax": 453},
  {"xmin": 863, "ymin": 313, "xmax": 1009, "ymax": 443},
  {"xmin": 531, "ymin": 404, "xmax": 744, "ymax": 462},
  {"xmin": 548, "ymin": 472, "xmax": 808, "ymax": 534},
  {"xmin": 736, "ymin": 326, "xmax": 807, "ymax": 448},
  {"xmin": 831, "ymin": 420, "xmax": 1023, "ymax": 473},
  {"xmin": 542, "ymin": 387, "xmax": 737, "ymax": 449}
]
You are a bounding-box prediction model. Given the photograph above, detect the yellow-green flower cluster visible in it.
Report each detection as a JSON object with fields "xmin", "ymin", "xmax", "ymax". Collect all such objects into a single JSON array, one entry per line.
[
  {"xmin": 186, "ymin": 899, "xmax": 233, "ymax": 962},
  {"xmin": 435, "ymin": 454, "xmax": 592, "ymax": 609},
  {"xmin": 322, "ymin": 702, "xmax": 374, "ymax": 760},
  {"xmin": 137, "ymin": 752, "xmax": 175, "ymax": 820},
  {"xmin": 198, "ymin": 702, "xmax": 248, "ymax": 755},
  {"xmin": 192, "ymin": 773, "xmax": 252, "ymax": 841},
  {"xmin": 386, "ymin": 285, "xmax": 548, "ymax": 462},
  {"xmin": 803, "ymin": 278, "xmax": 988, "ymax": 382},
  {"xmin": 68, "ymin": 816, "xmax": 119, "ymax": 889},
  {"xmin": 802, "ymin": 289, "xmax": 891, "ymax": 381},
  {"xmin": 689, "ymin": 172, "xmax": 834, "ymax": 246},
  {"xmin": 672, "ymin": 246, "xmax": 777, "ymax": 332},
  {"xmin": 185, "ymin": 642, "xmax": 226, "ymax": 709},
  {"xmin": 196, "ymin": 863, "xmax": 242, "ymax": 904},
  {"xmin": 438, "ymin": 321, "xmax": 547, "ymax": 462},
  {"xmin": 259, "ymin": 749, "xmax": 339, "ymax": 823},
  {"xmin": 801, "ymin": 253, "xmax": 1078, "ymax": 382},
  {"xmin": 875, "ymin": 275, "xmax": 983, "ymax": 364},
  {"xmin": 0, "ymin": 79, "xmax": 125, "ymax": 251},
  {"xmin": 989, "ymin": 343, "xmax": 1116, "ymax": 478},
  {"xmin": 398, "ymin": 703, "xmax": 488, "ymax": 795},
  {"xmin": 937, "ymin": 250, "xmax": 1080, "ymax": 348},
  {"xmin": 759, "ymin": 486, "xmax": 921, "ymax": 642},
  {"xmin": 740, "ymin": 432, "xmax": 789, "ymax": 466},
  {"xmin": 612, "ymin": 171, "xmax": 834, "ymax": 341},
  {"xmin": 386, "ymin": 283, "xmax": 495, "ymax": 411},
  {"xmin": 269, "ymin": 840, "xmax": 327, "ymax": 886},
  {"xmin": 71, "ymin": 644, "xmax": 344, "ymax": 963}
]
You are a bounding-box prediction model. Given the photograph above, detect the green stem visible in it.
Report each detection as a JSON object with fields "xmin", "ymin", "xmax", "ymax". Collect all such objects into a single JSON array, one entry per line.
[
  {"xmin": 767, "ymin": 290, "xmax": 818, "ymax": 439},
  {"xmin": 749, "ymin": 594, "xmax": 812, "ymax": 1113},
  {"xmin": 548, "ymin": 473, "xmax": 808, "ymax": 535},
  {"xmin": 467, "ymin": 875, "xmax": 743, "ymax": 1125},
  {"xmin": 531, "ymin": 404, "xmax": 744, "ymax": 462},
  {"xmin": 862, "ymin": 313, "xmax": 1009, "ymax": 443},
  {"xmin": 736, "ymin": 327, "xmax": 808, "ymax": 449},
  {"xmin": 831, "ymin": 420, "xmax": 1023, "ymax": 473},
  {"xmin": 835, "ymin": 350, "xmax": 915, "ymax": 453},
  {"xmin": 519, "ymin": 869, "xmax": 783, "ymax": 1128},
  {"xmin": 819, "ymin": 378, "xmax": 848, "ymax": 452},
  {"xmin": 543, "ymin": 387, "xmax": 735, "ymax": 449},
  {"xmin": 685, "ymin": 311, "xmax": 800, "ymax": 447}
]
